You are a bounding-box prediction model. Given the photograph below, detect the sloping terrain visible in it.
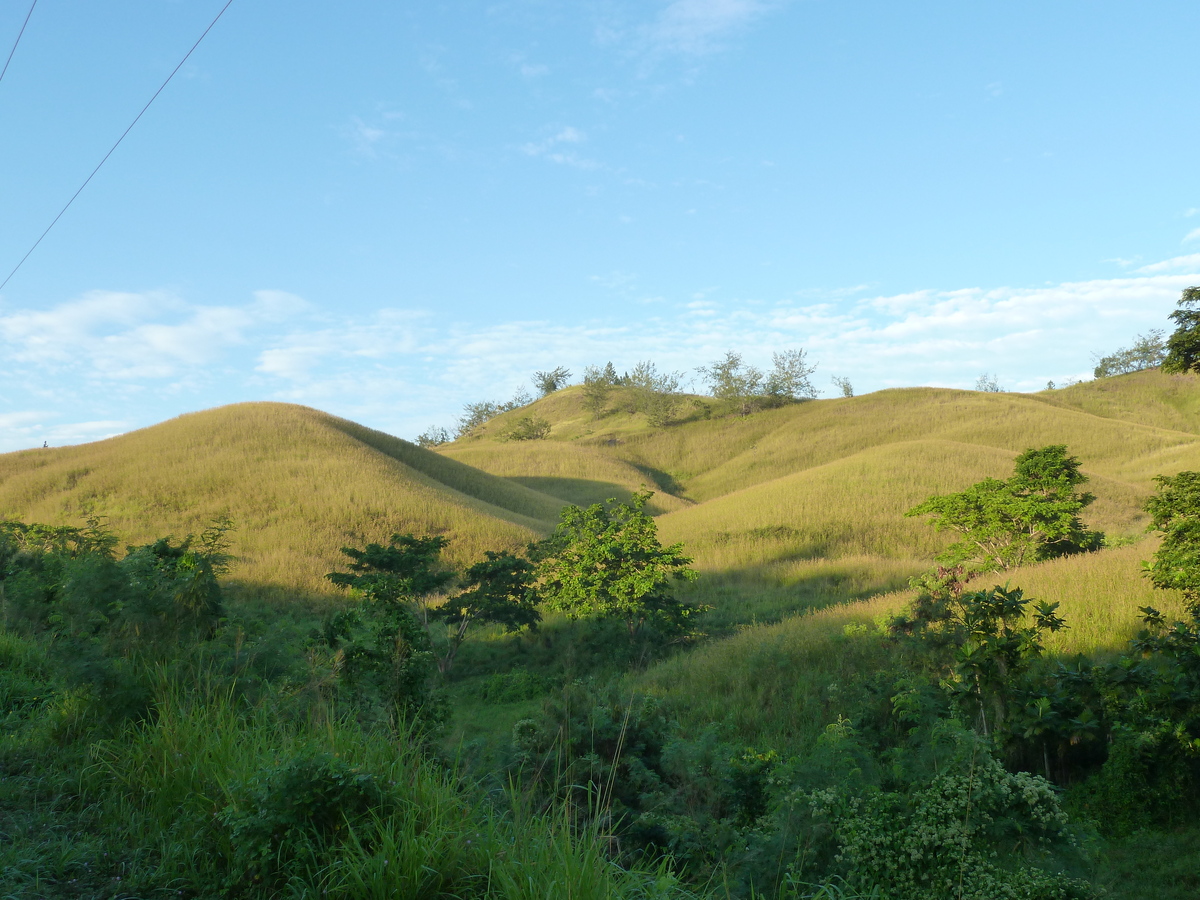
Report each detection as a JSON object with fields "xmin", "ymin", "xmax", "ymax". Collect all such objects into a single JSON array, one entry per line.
[{"xmin": 0, "ymin": 403, "xmax": 565, "ymax": 595}]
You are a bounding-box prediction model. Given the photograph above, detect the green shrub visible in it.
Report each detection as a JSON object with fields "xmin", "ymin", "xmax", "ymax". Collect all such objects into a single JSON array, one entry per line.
[{"xmin": 220, "ymin": 750, "xmax": 392, "ymax": 891}]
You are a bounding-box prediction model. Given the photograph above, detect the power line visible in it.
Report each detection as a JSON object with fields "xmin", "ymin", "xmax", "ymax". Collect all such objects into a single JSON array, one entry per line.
[
  {"xmin": 0, "ymin": 0, "xmax": 236, "ymax": 292},
  {"xmin": 0, "ymin": 0, "xmax": 38, "ymax": 85}
]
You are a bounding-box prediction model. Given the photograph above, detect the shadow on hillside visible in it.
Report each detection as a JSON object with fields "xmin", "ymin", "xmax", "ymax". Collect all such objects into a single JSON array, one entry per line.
[
  {"xmin": 678, "ymin": 560, "xmax": 918, "ymax": 636},
  {"xmin": 506, "ymin": 476, "xmax": 681, "ymax": 514}
]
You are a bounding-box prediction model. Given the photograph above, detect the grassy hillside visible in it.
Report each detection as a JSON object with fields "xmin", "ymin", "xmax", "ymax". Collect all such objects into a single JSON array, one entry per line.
[{"xmin": 0, "ymin": 403, "xmax": 565, "ymax": 595}]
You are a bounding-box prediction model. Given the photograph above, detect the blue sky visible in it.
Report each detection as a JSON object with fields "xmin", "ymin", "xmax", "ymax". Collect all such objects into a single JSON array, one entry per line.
[{"xmin": 2, "ymin": 0, "xmax": 1198, "ymax": 451}]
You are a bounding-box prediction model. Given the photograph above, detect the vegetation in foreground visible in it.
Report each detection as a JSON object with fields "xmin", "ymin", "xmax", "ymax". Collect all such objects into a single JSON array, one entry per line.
[{"xmin": 3, "ymin": 288, "xmax": 1200, "ymax": 897}]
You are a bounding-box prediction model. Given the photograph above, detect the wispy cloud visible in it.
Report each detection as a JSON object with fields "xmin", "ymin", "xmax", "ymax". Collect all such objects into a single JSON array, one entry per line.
[
  {"xmin": 644, "ymin": 0, "xmax": 774, "ymax": 54},
  {"xmin": 3, "ymin": 269, "xmax": 1195, "ymax": 452},
  {"xmin": 1184, "ymin": 228, "xmax": 1200, "ymax": 244},
  {"xmin": 1137, "ymin": 253, "xmax": 1200, "ymax": 273},
  {"xmin": 521, "ymin": 126, "xmax": 598, "ymax": 168}
]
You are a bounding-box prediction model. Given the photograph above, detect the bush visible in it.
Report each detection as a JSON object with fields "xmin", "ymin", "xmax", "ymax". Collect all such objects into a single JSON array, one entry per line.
[{"xmin": 220, "ymin": 750, "xmax": 392, "ymax": 891}]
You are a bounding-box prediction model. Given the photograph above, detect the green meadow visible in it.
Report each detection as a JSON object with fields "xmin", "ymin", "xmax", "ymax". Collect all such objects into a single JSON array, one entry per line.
[{"xmin": 3, "ymin": 367, "xmax": 1200, "ymax": 898}]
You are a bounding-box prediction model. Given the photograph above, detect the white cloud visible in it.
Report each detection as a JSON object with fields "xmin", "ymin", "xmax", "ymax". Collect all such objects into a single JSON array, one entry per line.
[
  {"xmin": 521, "ymin": 126, "xmax": 598, "ymax": 168},
  {"xmin": 3, "ymin": 269, "xmax": 1195, "ymax": 448},
  {"xmin": 1184, "ymin": 228, "xmax": 1200, "ymax": 244},
  {"xmin": 1136, "ymin": 253, "xmax": 1200, "ymax": 274},
  {"xmin": 645, "ymin": 0, "xmax": 773, "ymax": 54}
]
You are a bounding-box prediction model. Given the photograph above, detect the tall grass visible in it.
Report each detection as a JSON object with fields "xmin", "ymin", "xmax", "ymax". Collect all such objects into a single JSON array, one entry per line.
[{"xmin": 68, "ymin": 674, "xmax": 702, "ymax": 898}]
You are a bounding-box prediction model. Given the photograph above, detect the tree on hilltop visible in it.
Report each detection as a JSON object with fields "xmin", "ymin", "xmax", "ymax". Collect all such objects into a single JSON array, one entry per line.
[
  {"xmin": 1093, "ymin": 330, "xmax": 1167, "ymax": 378},
  {"xmin": 1163, "ymin": 286, "xmax": 1200, "ymax": 374},
  {"xmin": 533, "ymin": 366, "xmax": 572, "ymax": 397}
]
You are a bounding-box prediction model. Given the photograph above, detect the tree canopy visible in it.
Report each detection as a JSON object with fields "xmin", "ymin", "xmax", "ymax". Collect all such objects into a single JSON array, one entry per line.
[
  {"xmin": 1163, "ymin": 286, "xmax": 1200, "ymax": 374},
  {"xmin": 533, "ymin": 490, "xmax": 698, "ymax": 638},
  {"xmin": 1143, "ymin": 470, "xmax": 1200, "ymax": 614},
  {"xmin": 906, "ymin": 445, "xmax": 1103, "ymax": 577}
]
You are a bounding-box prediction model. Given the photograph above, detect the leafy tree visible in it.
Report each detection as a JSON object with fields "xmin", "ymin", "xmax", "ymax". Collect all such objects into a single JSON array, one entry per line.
[
  {"xmin": 582, "ymin": 362, "xmax": 619, "ymax": 417},
  {"xmin": 533, "ymin": 366, "xmax": 572, "ymax": 396},
  {"xmin": 906, "ymin": 445, "xmax": 1103, "ymax": 577},
  {"xmin": 534, "ymin": 491, "xmax": 698, "ymax": 639},
  {"xmin": 697, "ymin": 351, "xmax": 765, "ymax": 415},
  {"xmin": 502, "ymin": 415, "xmax": 551, "ymax": 441},
  {"xmin": 455, "ymin": 401, "xmax": 501, "ymax": 439},
  {"xmin": 1093, "ymin": 329, "xmax": 1167, "ymax": 378},
  {"xmin": 764, "ymin": 348, "xmax": 817, "ymax": 401},
  {"xmin": 324, "ymin": 533, "xmax": 453, "ymax": 727},
  {"xmin": 626, "ymin": 360, "xmax": 684, "ymax": 427},
  {"xmin": 698, "ymin": 349, "xmax": 818, "ymax": 415},
  {"xmin": 415, "ymin": 425, "xmax": 451, "ymax": 447},
  {"xmin": 327, "ymin": 533, "xmax": 453, "ymax": 621},
  {"xmin": 454, "ymin": 387, "xmax": 535, "ymax": 438},
  {"xmin": 891, "ymin": 581, "xmax": 1067, "ymax": 738},
  {"xmin": 975, "ymin": 373, "xmax": 1003, "ymax": 392},
  {"xmin": 1143, "ymin": 470, "xmax": 1200, "ymax": 614},
  {"xmin": 1163, "ymin": 285, "xmax": 1200, "ymax": 374},
  {"xmin": 434, "ymin": 551, "xmax": 540, "ymax": 671},
  {"xmin": 831, "ymin": 375, "xmax": 854, "ymax": 398}
]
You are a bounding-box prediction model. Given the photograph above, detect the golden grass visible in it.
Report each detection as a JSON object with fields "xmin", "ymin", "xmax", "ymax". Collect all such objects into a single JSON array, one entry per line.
[
  {"xmin": 0, "ymin": 403, "xmax": 558, "ymax": 596},
  {"xmin": 440, "ymin": 440, "xmax": 692, "ymax": 515},
  {"xmin": 634, "ymin": 539, "xmax": 1190, "ymax": 750}
]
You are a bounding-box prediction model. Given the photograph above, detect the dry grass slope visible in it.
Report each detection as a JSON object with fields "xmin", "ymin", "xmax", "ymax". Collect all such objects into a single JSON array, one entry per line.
[{"xmin": 0, "ymin": 403, "xmax": 564, "ymax": 596}]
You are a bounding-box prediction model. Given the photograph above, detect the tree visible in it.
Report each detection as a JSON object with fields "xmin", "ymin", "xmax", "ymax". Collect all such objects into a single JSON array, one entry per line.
[
  {"xmin": 324, "ymin": 533, "xmax": 453, "ymax": 726},
  {"xmin": 891, "ymin": 583, "xmax": 1067, "ymax": 739},
  {"xmin": 831, "ymin": 375, "xmax": 854, "ymax": 398},
  {"xmin": 434, "ymin": 551, "xmax": 540, "ymax": 671},
  {"xmin": 1093, "ymin": 330, "xmax": 1167, "ymax": 378},
  {"xmin": 582, "ymin": 362, "xmax": 618, "ymax": 417},
  {"xmin": 1143, "ymin": 470, "xmax": 1200, "ymax": 614},
  {"xmin": 327, "ymin": 533, "xmax": 453, "ymax": 621},
  {"xmin": 764, "ymin": 349, "xmax": 818, "ymax": 401},
  {"xmin": 534, "ymin": 491, "xmax": 698, "ymax": 639},
  {"xmin": 502, "ymin": 416, "xmax": 551, "ymax": 441},
  {"xmin": 698, "ymin": 349, "xmax": 818, "ymax": 415},
  {"xmin": 697, "ymin": 351, "xmax": 764, "ymax": 415},
  {"xmin": 416, "ymin": 425, "xmax": 451, "ymax": 448},
  {"xmin": 533, "ymin": 366, "xmax": 572, "ymax": 397},
  {"xmin": 1163, "ymin": 286, "xmax": 1200, "ymax": 374},
  {"xmin": 906, "ymin": 445, "xmax": 1103, "ymax": 578},
  {"xmin": 626, "ymin": 361, "xmax": 684, "ymax": 427},
  {"xmin": 975, "ymin": 373, "xmax": 1003, "ymax": 392}
]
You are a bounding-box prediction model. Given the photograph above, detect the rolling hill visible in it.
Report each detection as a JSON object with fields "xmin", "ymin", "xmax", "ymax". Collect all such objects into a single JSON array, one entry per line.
[{"xmin": 1, "ymin": 369, "xmax": 1196, "ymax": 620}]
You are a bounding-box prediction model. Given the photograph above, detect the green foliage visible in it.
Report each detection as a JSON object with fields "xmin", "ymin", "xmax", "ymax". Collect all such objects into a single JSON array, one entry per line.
[
  {"xmin": 891, "ymin": 581, "xmax": 1067, "ymax": 738},
  {"xmin": 534, "ymin": 366, "xmax": 572, "ymax": 396},
  {"xmin": 327, "ymin": 533, "xmax": 453, "ymax": 609},
  {"xmin": 906, "ymin": 445, "xmax": 1103, "ymax": 577},
  {"xmin": 1143, "ymin": 470, "xmax": 1200, "ymax": 612},
  {"xmin": 416, "ymin": 424, "xmax": 451, "ymax": 447},
  {"xmin": 697, "ymin": 349, "xmax": 817, "ymax": 415},
  {"xmin": 220, "ymin": 750, "xmax": 391, "ymax": 891},
  {"xmin": 478, "ymin": 667, "xmax": 557, "ymax": 703},
  {"xmin": 503, "ymin": 415, "xmax": 552, "ymax": 441},
  {"xmin": 804, "ymin": 732, "xmax": 1093, "ymax": 900},
  {"xmin": 1094, "ymin": 330, "xmax": 1167, "ymax": 378},
  {"xmin": 627, "ymin": 360, "xmax": 685, "ymax": 427},
  {"xmin": 535, "ymin": 491, "xmax": 699, "ymax": 638},
  {"xmin": 975, "ymin": 372, "xmax": 1004, "ymax": 392},
  {"xmin": 435, "ymin": 550, "xmax": 540, "ymax": 671},
  {"xmin": 1162, "ymin": 285, "xmax": 1200, "ymax": 374},
  {"xmin": 765, "ymin": 349, "xmax": 818, "ymax": 401},
  {"xmin": 325, "ymin": 533, "xmax": 455, "ymax": 727},
  {"xmin": 583, "ymin": 362, "xmax": 620, "ymax": 416},
  {"xmin": 830, "ymin": 376, "xmax": 854, "ymax": 398}
]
